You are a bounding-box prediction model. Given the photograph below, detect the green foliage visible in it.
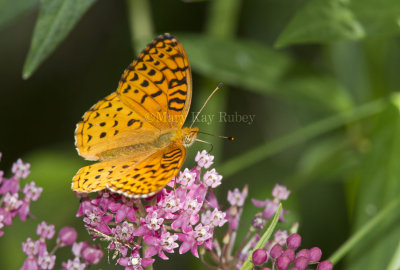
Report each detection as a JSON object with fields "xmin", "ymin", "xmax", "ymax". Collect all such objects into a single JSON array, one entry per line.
[
  {"xmin": 180, "ymin": 34, "xmax": 291, "ymax": 93},
  {"xmin": 276, "ymin": 0, "xmax": 400, "ymax": 47},
  {"xmin": 22, "ymin": 0, "xmax": 96, "ymax": 79},
  {"xmin": 345, "ymin": 101, "xmax": 400, "ymax": 269},
  {"xmin": 1, "ymin": 0, "xmax": 400, "ymax": 269}
]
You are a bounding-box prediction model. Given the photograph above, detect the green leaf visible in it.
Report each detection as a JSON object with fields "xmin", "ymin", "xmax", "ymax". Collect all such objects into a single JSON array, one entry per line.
[
  {"xmin": 179, "ymin": 34, "xmax": 292, "ymax": 93},
  {"xmin": 276, "ymin": 0, "xmax": 365, "ymax": 47},
  {"xmin": 276, "ymin": 0, "xmax": 400, "ymax": 47},
  {"xmin": 279, "ymin": 75, "xmax": 353, "ymax": 112},
  {"xmin": 289, "ymin": 134, "xmax": 359, "ymax": 190},
  {"xmin": 0, "ymin": 0, "xmax": 39, "ymax": 29},
  {"xmin": 240, "ymin": 204, "xmax": 282, "ymax": 270},
  {"xmin": 22, "ymin": 0, "xmax": 96, "ymax": 79},
  {"xmin": 351, "ymin": 0, "xmax": 400, "ymax": 37},
  {"xmin": 344, "ymin": 100, "xmax": 400, "ymax": 269}
]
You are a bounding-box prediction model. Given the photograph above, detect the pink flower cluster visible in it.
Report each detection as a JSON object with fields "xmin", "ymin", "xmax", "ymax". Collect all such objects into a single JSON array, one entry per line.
[
  {"xmin": 21, "ymin": 221, "xmax": 103, "ymax": 270},
  {"xmin": 76, "ymin": 150, "xmax": 227, "ymax": 269},
  {"xmin": 74, "ymin": 150, "xmax": 333, "ymax": 270},
  {"xmin": 0, "ymin": 154, "xmax": 42, "ymax": 237}
]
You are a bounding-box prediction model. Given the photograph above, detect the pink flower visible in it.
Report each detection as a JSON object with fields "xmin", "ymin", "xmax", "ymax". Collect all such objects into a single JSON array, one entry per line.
[
  {"xmin": 21, "ymin": 257, "xmax": 39, "ymax": 270},
  {"xmin": 194, "ymin": 224, "xmax": 212, "ymax": 242},
  {"xmin": 145, "ymin": 211, "xmax": 164, "ymax": 231},
  {"xmin": 82, "ymin": 205, "xmax": 112, "ymax": 234},
  {"xmin": 118, "ymin": 250, "xmax": 154, "ymax": 270},
  {"xmin": 22, "ymin": 238, "xmax": 40, "ymax": 256},
  {"xmin": 195, "ymin": 150, "xmax": 214, "ymax": 168},
  {"xmin": 227, "ymin": 187, "xmax": 247, "ymax": 206},
  {"xmin": 18, "ymin": 199, "xmax": 31, "ymax": 221},
  {"xmin": 203, "ymin": 169, "xmax": 222, "ymax": 188},
  {"xmin": 274, "ymin": 230, "xmax": 289, "ymax": 246},
  {"xmin": 202, "ymin": 209, "xmax": 227, "ymax": 227},
  {"xmin": 36, "ymin": 221, "xmax": 55, "ymax": 239},
  {"xmin": 72, "ymin": 241, "xmax": 89, "ymax": 257},
  {"xmin": 12, "ymin": 158, "xmax": 30, "ymax": 179},
  {"xmin": 23, "ymin": 182, "xmax": 43, "ymax": 201},
  {"xmin": 4, "ymin": 192, "xmax": 23, "ymax": 211},
  {"xmin": 209, "ymin": 209, "xmax": 227, "ymax": 227},
  {"xmin": 0, "ymin": 177, "xmax": 19, "ymax": 194},
  {"xmin": 37, "ymin": 251, "xmax": 55, "ymax": 269},
  {"xmin": 272, "ymin": 184, "xmax": 290, "ymax": 200},
  {"xmin": 62, "ymin": 257, "xmax": 86, "ymax": 270},
  {"xmin": 160, "ymin": 193, "xmax": 180, "ymax": 214},
  {"xmin": 116, "ymin": 221, "xmax": 134, "ymax": 241},
  {"xmin": 81, "ymin": 244, "xmax": 103, "ymax": 264},
  {"xmin": 144, "ymin": 231, "xmax": 179, "ymax": 259},
  {"xmin": 108, "ymin": 198, "xmax": 136, "ymax": 223},
  {"xmin": 57, "ymin": 227, "xmax": 78, "ymax": 247},
  {"xmin": 177, "ymin": 168, "xmax": 196, "ymax": 187},
  {"xmin": 178, "ymin": 224, "xmax": 212, "ymax": 258}
]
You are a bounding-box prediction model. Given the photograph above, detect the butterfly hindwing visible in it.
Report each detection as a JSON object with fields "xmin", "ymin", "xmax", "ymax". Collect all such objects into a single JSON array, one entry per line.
[
  {"xmin": 72, "ymin": 156, "xmax": 143, "ymax": 193},
  {"xmin": 107, "ymin": 143, "xmax": 186, "ymax": 198},
  {"xmin": 117, "ymin": 34, "xmax": 192, "ymax": 129}
]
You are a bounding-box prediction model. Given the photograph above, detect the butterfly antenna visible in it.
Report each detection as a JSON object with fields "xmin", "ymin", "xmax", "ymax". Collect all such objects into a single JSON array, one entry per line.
[
  {"xmin": 198, "ymin": 131, "xmax": 235, "ymax": 141},
  {"xmin": 190, "ymin": 82, "xmax": 223, "ymax": 128}
]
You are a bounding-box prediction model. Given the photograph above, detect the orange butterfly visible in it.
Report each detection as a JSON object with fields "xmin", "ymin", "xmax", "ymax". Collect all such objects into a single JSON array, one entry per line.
[{"xmin": 72, "ymin": 34, "xmax": 199, "ymax": 198}]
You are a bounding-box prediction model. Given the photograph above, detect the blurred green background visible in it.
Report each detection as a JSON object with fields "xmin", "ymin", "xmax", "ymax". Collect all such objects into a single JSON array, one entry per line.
[{"xmin": 1, "ymin": 0, "xmax": 400, "ymax": 269}]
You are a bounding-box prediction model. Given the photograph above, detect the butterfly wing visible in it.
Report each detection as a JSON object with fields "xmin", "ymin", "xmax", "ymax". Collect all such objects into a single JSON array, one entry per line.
[
  {"xmin": 117, "ymin": 33, "xmax": 192, "ymax": 129},
  {"xmin": 72, "ymin": 155, "xmax": 143, "ymax": 193},
  {"xmin": 72, "ymin": 143, "xmax": 186, "ymax": 198},
  {"xmin": 107, "ymin": 143, "xmax": 186, "ymax": 198},
  {"xmin": 75, "ymin": 92, "xmax": 161, "ymax": 161}
]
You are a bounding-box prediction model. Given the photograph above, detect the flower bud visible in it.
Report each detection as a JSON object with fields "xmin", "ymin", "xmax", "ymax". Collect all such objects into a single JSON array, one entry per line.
[
  {"xmin": 57, "ymin": 227, "xmax": 77, "ymax": 247},
  {"xmin": 317, "ymin": 260, "xmax": 333, "ymax": 270},
  {"xmin": 296, "ymin": 249, "xmax": 310, "ymax": 259},
  {"xmin": 294, "ymin": 256, "xmax": 309, "ymax": 270},
  {"xmin": 287, "ymin": 233, "xmax": 302, "ymax": 249},
  {"xmin": 252, "ymin": 249, "xmax": 268, "ymax": 265},
  {"xmin": 270, "ymin": 244, "xmax": 283, "ymax": 258},
  {"xmin": 309, "ymin": 247, "xmax": 322, "ymax": 262},
  {"xmin": 82, "ymin": 245, "xmax": 103, "ymax": 264},
  {"xmin": 276, "ymin": 255, "xmax": 291, "ymax": 270},
  {"xmin": 282, "ymin": 248, "xmax": 295, "ymax": 262},
  {"xmin": 252, "ymin": 213, "xmax": 266, "ymax": 230}
]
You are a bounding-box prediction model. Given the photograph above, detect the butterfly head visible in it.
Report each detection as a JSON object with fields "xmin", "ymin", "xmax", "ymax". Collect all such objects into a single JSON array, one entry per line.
[{"xmin": 181, "ymin": 127, "xmax": 199, "ymax": 147}]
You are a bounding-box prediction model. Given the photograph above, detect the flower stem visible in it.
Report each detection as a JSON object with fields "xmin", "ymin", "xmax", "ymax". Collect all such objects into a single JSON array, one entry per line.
[
  {"xmin": 142, "ymin": 241, "xmax": 153, "ymax": 270},
  {"xmin": 200, "ymin": 252, "xmax": 219, "ymax": 270},
  {"xmin": 125, "ymin": 0, "xmax": 154, "ymax": 55},
  {"xmin": 328, "ymin": 196, "xmax": 400, "ymax": 264},
  {"xmin": 219, "ymin": 98, "xmax": 388, "ymax": 177}
]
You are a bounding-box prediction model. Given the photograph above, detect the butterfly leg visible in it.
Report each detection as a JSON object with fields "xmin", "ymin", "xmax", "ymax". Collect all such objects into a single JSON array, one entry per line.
[{"xmin": 195, "ymin": 138, "xmax": 214, "ymax": 154}]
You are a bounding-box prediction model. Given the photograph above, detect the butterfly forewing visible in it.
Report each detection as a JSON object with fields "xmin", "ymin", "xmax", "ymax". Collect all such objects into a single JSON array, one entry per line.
[
  {"xmin": 75, "ymin": 92, "xmax": 160, "ymax": 161},
  {"xmin": 117, "ymin": 34, "xmax": 192, "ymax": 129}
]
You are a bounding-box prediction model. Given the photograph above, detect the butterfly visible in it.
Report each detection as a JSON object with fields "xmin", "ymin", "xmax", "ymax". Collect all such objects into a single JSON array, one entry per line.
[{"xmin": 72, "ymin": 33, "xmax": 199, "ymax": 198}]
